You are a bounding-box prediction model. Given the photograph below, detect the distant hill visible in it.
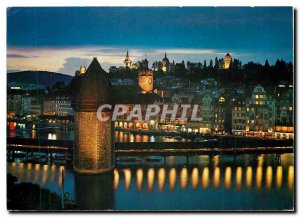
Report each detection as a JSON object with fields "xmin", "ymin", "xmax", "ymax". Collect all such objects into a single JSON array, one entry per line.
[{"xmin": 7, "ymin": 71, "xmax": 74, "ymax": 88}]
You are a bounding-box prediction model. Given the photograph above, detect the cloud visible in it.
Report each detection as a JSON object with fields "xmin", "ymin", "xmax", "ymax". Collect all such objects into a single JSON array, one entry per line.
[{"xmin": 7, "ymin": 53, "xmax": 38, "ymax": 58}]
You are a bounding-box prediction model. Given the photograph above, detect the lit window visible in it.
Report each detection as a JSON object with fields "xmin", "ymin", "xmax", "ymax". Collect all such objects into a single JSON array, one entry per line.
[
  {"xmin": 247, "ymin": 108, "xmax": 249, "ymax": 112},
  {"xmin": 255, "ymin": 95, "xmax": 259, "ymax": 99},
  {"xmin": 260, "ymin": 95, "xmax": 263, "ymax": 98},
  {"xmin": 256, "ymin": 101, "xmax": 259, "ymax": 105},
  {"xmin": 289, "ymin": 107, "xmax": 293, "ymax": 111},
  {"xmin": 259, "ymin": 101, "xmax": 263, "ymax": 105}
]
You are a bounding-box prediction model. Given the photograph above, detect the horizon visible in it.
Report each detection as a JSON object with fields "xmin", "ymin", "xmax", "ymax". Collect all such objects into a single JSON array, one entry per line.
[{"xmin": 7, "ymin": 7, "xmax": 293, "ymax": 75}]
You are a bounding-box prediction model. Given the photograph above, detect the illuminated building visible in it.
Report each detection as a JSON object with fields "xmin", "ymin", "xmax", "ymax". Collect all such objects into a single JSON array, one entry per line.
[
  {"xmin": 162, "ymin": 51, "xmax": 170, "ymax": 73},
  {"xmin": 199, "ymin": 93, "xmax": 214, "ymax": 134},
  {"xmin": 72, "ymin": 57, "xmax": 114, "ymax": 174},
  {"xmin": 213, "ymin": 96, "xmax": 232, "ymax": 135},
  {"xmin": 274, "ymin": 84, "xmax": 294, "ymax": 139},
  {"xmin": 138, "ymin": 55, "xmax": 154, "ymax": 94},
  {"xmin": 245, "ymin": 84, "xmax": 275, "ymax": 138},
  {"xmin": 223, "ymin": 53, "xmax": 232, "ymax": 69},
  {"xmin": 79, "ymin": 66, "xmax": 86, "ymax": 75},
  {"xmin": 231, "ymin": 97, "xmax": 247, "ymax": 136},
  {"xmin": 123, "ymin": 50, "xmax": 132, "ymax": 69}
]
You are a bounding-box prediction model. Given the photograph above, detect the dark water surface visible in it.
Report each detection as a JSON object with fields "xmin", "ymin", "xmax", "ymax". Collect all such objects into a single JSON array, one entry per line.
[{"xmin": 7, "ymin": 153, "xmax": 294, "ymax": 211}]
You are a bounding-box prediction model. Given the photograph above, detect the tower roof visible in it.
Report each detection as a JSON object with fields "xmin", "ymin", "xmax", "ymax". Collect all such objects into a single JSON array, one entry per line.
[
  {"xmin": 73, "ymin": 57, "xmax": 114, "ymax": 112},
  {"xmin": 225, "ymin": 53, "xmax": 231, "ymax": 57},
  {"xmin": 162, "ymin": 51, "xmax": 169, "ymax": 61}
]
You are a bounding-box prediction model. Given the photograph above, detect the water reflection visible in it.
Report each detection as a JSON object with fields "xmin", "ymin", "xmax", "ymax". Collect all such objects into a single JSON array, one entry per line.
[
  {"xmin": 246, "ymin": 166, "xmax": 252, "ymax": 188},
  {"xmin": 276, "ymin": 166, "xmax": 282, "ymax": 189},
  {"xmin": 6, "ymin": 153, "xmax": 294, "ymax": 210},
  {"xmin": 158, "ymin": 168, "xmax": 166, "ymax": 192},
  {"xmin": 236, "ymin": 167, "xmax": 242, "ymax": 190},
  {"xmin": 147, "ymin": 168, "xmax": 155, "ymax": 192}
]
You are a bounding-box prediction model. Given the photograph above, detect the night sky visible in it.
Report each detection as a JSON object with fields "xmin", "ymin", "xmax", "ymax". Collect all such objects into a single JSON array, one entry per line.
[{"xmin": 7, "ymin": 7, "xmax": 293, "ymax": 75}]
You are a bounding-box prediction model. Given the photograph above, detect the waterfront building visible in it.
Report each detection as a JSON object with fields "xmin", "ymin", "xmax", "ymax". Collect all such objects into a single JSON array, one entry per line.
[
  {"xmin": 55, "ymin": 96, "xmax": 74, "ymax": 116},
  {"xmin": 245, "ymin": 84, "xmax": 275, "ymax": 138},
  {"xmin": 274, "ymin": 84, "xmax": 294, "ymax": 139},
  {"xmin": 72, "ymin": 57, "xmax": 114, "ymax": 174},
  {"xmin": 231, "ymin": 96, "xmax": 247, "ymax": 136},
  {"xmin": 199, "ymin": 93, "xmax": 214, "ymax": 134},
  {"xmin": 29, "ymin": 97, "xmax": 42, "ymax": 116},
  {"xmin": 213, "ymin": 96, "xmax": 232, "ymax": 135},
  {"xmin": 43, "ymin": 99, "xmax": 56, "ymax": 116}
]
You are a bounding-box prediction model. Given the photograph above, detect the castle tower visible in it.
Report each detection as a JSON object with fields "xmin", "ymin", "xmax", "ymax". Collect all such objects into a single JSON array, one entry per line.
[
  {"xmin": 162, "ymin": 51, "xmax": 170, "ymax": 73},
  {"xmin": 79, "ymin": 66, "xmax": 86, "ymax": 75},
  {"xmin": 72, "ymin": 57, "xmax": 114, "ymax": 174},
  {"xmin": 142, "ymin": 54, "xmax": 149, "ymax": 69},
  {"xmin": 223, "ymin": 53, "xmax": 232, "ymax": 69},
  {"xmin": 123, "ymin": 50, "xmax": 132, "ymax": 69}
]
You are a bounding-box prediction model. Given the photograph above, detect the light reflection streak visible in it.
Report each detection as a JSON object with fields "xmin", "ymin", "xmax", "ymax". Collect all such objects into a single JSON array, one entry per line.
[
  {"xmin": 265, "ymin": 166, "xmax": 272, "ymax": 189},
  {"xmin": 236, "ymin": 167, "xmax": 242, "ymax": 190},
  {"xmin": 224, "ymin": 167, "xmax": 231, "ymax": 189},
  {"xmin": 256, "ymin": 166, "xmax": 263, "ymax": 189},
  {"xmin": 158, "ymin": 168, "xmax": 166, "ymax": 192},
  {"xmin": 246, "ymin": 166, "xmax": 252, "ymax": 189},
  {"xmin": 180, "ymin": 167, "xmax": 188, "ymax": 190},
  {"xmin": 202, "ymin": 167, "xmax": 209, "ymax": 189},
  {"xmin": 136, "ymin": 168, "xmax": 143, "ymax": 191},
  {"xmin": 123, "ymin": 169, "xmax": 131, "ymax": 190},
  {"xmin": 147, "ymin": 168, "xmax": 155, "ymax": 192},
  {"xmin": 213, "ymin": 167, "xmax": 220, "ymax": 188},
  {"xmin": 276, "ymin": 166, "xmax": 282, "ymax": 189},
  {"xmin": 191, "ymin": 168, "xmax": 199, "ymax": 189},
  {"xmin": 114, "ymin": 169, "xmax": 119, "ymax": 190},
  {"xmin": 288, "ymin": 166, "xmax": 294, "ymax": 191},
  {"xmin": 169, "ymin": 168, "xmax": 176, "ymax": 191}
]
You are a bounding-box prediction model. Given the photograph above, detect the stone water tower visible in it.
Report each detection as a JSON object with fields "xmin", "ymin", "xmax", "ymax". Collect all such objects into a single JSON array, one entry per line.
[{"xmin": 72, "ymin": 57, "xmax": 114, "ymax": 174}]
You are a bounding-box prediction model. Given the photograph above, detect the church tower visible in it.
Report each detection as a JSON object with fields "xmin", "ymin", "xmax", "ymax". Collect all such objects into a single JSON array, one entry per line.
[
  {"xmin": 123, "ymin": 50, "xmax": 132, "ymax": 69},
  {"xmin": 72, "ymin": 57, "xmax": 114, "ymax": 174},
  {"xmin": 162, "ymin": 51, "xmax": 170, "ymax": 73}
]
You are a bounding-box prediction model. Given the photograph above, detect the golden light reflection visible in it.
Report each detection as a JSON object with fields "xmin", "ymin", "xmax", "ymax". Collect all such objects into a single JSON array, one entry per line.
[
  {"xmin": 42, "ymin": 165, "xmax": 48, "ymax": 186},
  {"xmin": 124, "ymin": 169, "xmax": 131, "ymax": 190},
  {"xmin": 213, "ymin": 155, "xmax": 219, "ymax": 167},
  {"xmin": 142, "ymin": 135, "xmax": 149, "ymax": 142},
  {"xmin": 258, "ymin": 155, "xmax": 264, "ymax": 166},
  {"xmin": 180, "ymin": 167, "xmax": 188, "ymax": 190},
  {"xmin": 114, "ymin": 169, "xmax": 120, "ymax": 190},
  {"xmin": 123, "ymin": 133, "xmax": 128, "ymax": 142},
  {"xmin": 119, "ymin": 132, "xmax": 124, "ymax": 142},
  {"xmin": 246, "ymin": 166, "xmax": 253, "ymax": 189},
  {"xmin": 158, "ymin": 168, "xmax": 166, "ymax": 192},
  {"xmin": 34, "ymin": 164, "xmax": 40, "ymax": 183},
  {"xmin": 135, "ymin": 135, "xmax": 141, "ymax": 143},
  {"xmin": 288, "ymin": 166, "xmax": 294, "ymax": 191},
  {"xmin": 276, "ymin": 166, "xmax": 283, "ymax": 189},
  {"xmin": 58, "ymin": 166, "xmax": 65, "ymax": 188},
  {"xmin": 256, "ymin": 166, "xmax": 263, "ymax": 189},
  {"xmin": 169, "ymin": 168, "xmax": 176, "ymax": 191},
  {"xmin": 224, "ymin": 167, "xmax": 231, "ymax": 189},
  {"xmin": 265, "ymin": 166, "xmax": 273, "ymax": 189},
  {"xmin": 147, "ymin": 168, "xmax": 155, "ymax": 192},
  {"xmin": 129, "ymin": 134, "xmax": 134, "ymax": 143},
  {"xmin": 236, "ymin": 167, "xmax": 242, "ymax": 190},
  {"xmin": 32, "ymin": 130, "xmax": 36, "ymax": 139},
  {"xmin": 202, "ymin": 167, "xmax": 209, "ymax": 189},
  {"xmin": 191, "ymin": 168, "xmax": 199, "ymax": 189},
  {"xmin": 136, "ymin": 168, "xmax": 143, "ymax": 192},
  {"xmin": 213, "ymin": 167, "xmax": 220, "ymax": 188},
  {"xmin": 50, "ymin": 165, "xmax": 55, "ymax": 186}
]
